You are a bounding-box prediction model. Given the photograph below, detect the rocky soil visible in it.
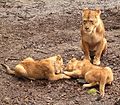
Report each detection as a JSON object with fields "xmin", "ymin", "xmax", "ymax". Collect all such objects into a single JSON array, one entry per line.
[{"xmin": 0, "ymin": 0, "xmax": 120, "ymax": 105}]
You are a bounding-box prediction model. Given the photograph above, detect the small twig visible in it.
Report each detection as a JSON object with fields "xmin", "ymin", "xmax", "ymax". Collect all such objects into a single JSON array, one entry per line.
[
  {"xmin": 5, "ymin": 58, "xmax": 19, "ymax": 62},
  {"xmin": 34, "ymin": 49, "xmax": 49, "ymax": 54}
]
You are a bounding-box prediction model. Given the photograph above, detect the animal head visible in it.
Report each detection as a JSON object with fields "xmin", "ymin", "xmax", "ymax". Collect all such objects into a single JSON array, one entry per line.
[
  {"xmin": 54, "ymin": 55, "xmax": 64, "ymax": 73},
  {"xmin": 65, "ymin": 58, "xmax": 79, "ymax": 71},
  {"xmin": 82, "ymin": 8, "xmax": 101, "ymax": 34}
]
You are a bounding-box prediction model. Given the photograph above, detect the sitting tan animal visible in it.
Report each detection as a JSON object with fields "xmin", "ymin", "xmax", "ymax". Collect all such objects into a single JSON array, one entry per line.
[
  {"xmin": 80, "ymin": 8, "xmax": 107, "ymax": 65},
  {"xmin": 1, "ymin": 55, "xmax": 70, "ymax": 80},
  {"xmin": 64, "ymin": 58, "xmax": 113, "ymax": 97}
]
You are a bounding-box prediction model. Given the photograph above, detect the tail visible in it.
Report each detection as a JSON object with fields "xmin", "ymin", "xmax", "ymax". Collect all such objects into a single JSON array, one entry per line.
[{"xmin": 1, "ymin": 64, "xmax": 15, "ymax": 75}]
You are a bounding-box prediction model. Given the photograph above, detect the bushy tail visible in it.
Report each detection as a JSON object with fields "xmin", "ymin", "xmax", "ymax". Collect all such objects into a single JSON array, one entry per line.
[{"xmin": 1, "ymin": 64, "xmax": 15, "ymax": 75}]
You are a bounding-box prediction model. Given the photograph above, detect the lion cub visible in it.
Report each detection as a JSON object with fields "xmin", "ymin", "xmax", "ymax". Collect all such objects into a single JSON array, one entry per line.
[
  {"xmin": 1, "ymin": 55, "xmax": 70, "ymax": 80},
  {"xmin": 64, "ymin": 58, "xmax": 113, "ymax": 97},
  {"xmin": 81, "ymin": 8, "xmax": 107, "ymax": 65}
]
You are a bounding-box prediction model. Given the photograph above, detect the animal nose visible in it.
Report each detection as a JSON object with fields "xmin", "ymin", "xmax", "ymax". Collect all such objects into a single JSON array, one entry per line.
[{"xmin": 85, "ymin": 27, "xmax": 89, "ymax": 30}]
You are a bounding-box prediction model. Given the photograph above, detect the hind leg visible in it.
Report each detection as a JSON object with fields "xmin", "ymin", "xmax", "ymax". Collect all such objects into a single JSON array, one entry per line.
[
  {"xmin": 99, "ymin": 82, "xmax": 105, "ymax": 97},
  {"xmin": 93, "ymin": 38, "xmax": 107, "ymax": 65},
  {"xmin": 15, "ymin": 65, "xmax": 35, "ymax": 80},
  {"xmin": 15, "ymin": 64, "xmax": 27, "ymax": 77},
  {"xmin": 22, "ymin": 57, "xmax": 34, "ymax": 62},
  {"xmin": 99, "ymin": 74, "xmax": 107, "ymax": 97}
]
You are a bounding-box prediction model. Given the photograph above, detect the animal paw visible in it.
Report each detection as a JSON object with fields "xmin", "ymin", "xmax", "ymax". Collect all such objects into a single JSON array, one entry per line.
[
  {"xmin": 93, "ymin": 58, "xmax": 100, "ymax": 65},
  {"xmin": 61, "ymin": 74, "xmax": 71, "ymax": 79},
  {"xmin": 100, "ymin": 92, "xmax": 104, "ymax": 98}
]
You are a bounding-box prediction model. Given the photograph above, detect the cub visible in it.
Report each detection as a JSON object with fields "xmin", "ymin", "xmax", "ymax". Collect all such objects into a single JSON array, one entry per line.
[
  {"xmin": 64, "ymin": 58, "xmax": 113, "ymax": 97},
  {"xmin": 1, "ymin": 55, "xmax": 70, "ymax": 80},
  {"xmin": 80, "ymin": 8, "xmax": 107, "ymax": 65}
]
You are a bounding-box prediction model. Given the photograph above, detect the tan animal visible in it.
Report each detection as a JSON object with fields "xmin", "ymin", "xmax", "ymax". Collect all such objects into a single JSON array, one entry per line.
[
  {"xmin": 80, "ymin": 8, "xmax": 107, "ymax": 65},
  {"xmin": 1, "ymin": 55, "xmax": 70, "ymax": 80},
  {"xmin": 64, "ymin": 58, "xmax": 113, "ymax": 97}
]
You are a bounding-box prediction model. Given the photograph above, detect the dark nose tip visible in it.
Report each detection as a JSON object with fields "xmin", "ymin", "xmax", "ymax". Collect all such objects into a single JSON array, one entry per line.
[{"xmin": 85, "ymin": 27, "xmax": 89, "ymax": 30}]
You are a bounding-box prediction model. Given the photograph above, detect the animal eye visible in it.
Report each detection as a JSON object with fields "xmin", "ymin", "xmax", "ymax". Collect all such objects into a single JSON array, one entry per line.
[
  {"xmin": 90, "ymin": 20, "xmax": 94, "ymax": 24},
  {"xmin": 83, "ymin": 20, "xmax": 87, "ymax": 24}
]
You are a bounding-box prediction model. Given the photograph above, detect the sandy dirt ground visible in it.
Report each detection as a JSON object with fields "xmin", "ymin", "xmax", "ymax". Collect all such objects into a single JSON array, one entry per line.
[{"xmin": 0, "ymin": 0, "xmax": 120, "ymax": 105}]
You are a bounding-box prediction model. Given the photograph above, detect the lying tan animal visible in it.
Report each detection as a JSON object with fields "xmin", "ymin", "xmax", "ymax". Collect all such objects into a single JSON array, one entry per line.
[
  {"xmin": 80, "ymin": 8, "xmax": 107, "ymax": 65},
  {"xmin": 64, "ymin": 58, "xmax": 113, "ymax": 97},
  {"xmin": 1, "ymin": 55, "xmax": 70, "ymax": 80}
]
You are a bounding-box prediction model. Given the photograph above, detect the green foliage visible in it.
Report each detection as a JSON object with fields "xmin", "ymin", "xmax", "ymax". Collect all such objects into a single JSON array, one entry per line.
[{"xmin": 87, "ymin": 88, "xmax": 97, "ymax": 95}]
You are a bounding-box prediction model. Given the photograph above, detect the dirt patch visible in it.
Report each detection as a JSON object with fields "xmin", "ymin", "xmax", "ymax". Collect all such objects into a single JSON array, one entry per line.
[{"xmin": 0, "ymin": 0, "xmax": 120, "ymax": 105}]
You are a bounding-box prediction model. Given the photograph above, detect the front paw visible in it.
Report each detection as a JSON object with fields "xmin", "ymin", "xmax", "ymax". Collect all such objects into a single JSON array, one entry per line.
[
  {"xmin": 61, "ymin": 74, "xmax": 71, "ymax": 79},
  {"xmin": 62, "ymin": 71, "xmax": 69, "ymax": 75},
  {"xmin": 93, "ymin": 58, "xmax": 100, "ymax": 65},
  {"xmin": 100, "ymin": 92, "xmax": 104, "ymax": 98},
  {"xmin": 82, "ymin": 84, "xmax": 87, "ymax": 89}
]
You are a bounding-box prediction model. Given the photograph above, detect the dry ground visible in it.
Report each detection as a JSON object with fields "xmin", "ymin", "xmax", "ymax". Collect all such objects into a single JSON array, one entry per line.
[{"xmin": 0, "ymin": 0, "xmax": 120, "ymax": 105}]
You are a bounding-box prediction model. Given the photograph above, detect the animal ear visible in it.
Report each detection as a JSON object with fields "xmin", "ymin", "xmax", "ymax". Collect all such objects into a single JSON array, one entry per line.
[
  {"xmin": 95, "ymin": 8, "xmax": 101, "ymax": 15},
  {"xmin": 82, "ymin": 8, "xmax": 88, "ymax": 16},
  {"xmin": 83, "ymin": 8, "xmax": 88, "ymax": 12},
  {"xmin": 71, "ymin": 58, "xmax": 76, "ymax": 62},
  {"xmin": 56, "ymin": 55, "xmax": 62, "ymax": 61}
]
